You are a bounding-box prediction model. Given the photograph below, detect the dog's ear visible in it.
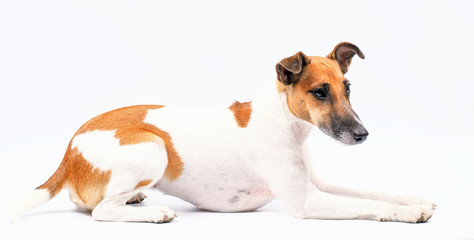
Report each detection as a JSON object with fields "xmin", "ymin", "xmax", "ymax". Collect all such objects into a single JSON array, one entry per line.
[
  {"xmin": 276, "ymin": 51, "xmax": 311, "ymax": 85},
  {"xmin": 327, "ymin": 42, "xmax": 365, "ymax": 74}
]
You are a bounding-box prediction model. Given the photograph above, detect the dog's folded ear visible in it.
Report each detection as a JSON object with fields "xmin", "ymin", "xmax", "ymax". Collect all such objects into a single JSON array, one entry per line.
[
  {"xmin": 276, "ymin": 51, "xmax": 311, "ymax": 85},
  {"xmin": 327, "ymin": 42, "xmax": 365, "ymax": 74}
]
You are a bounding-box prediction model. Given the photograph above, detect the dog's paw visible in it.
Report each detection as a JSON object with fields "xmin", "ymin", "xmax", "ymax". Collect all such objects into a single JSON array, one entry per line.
[
  {"xmin": 398, "ymin": 196, "xmax": 437, "ymax": 210},
  {"xmin": 127, "ymin": 192, "xmax": 147, "ymax": 204},
  {"xmin": 384, "ymin": 204, "xmax": 433, "ymax": 223},
  {"xmin": 147, "ymin": 206, "xmax": 178, "ymax": 223}
]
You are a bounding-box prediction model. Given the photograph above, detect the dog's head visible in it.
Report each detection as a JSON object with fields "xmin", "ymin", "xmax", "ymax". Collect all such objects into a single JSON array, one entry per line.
[{"xmin": 276, "ymin": 42, "xmax": 368, "ymax": 145}]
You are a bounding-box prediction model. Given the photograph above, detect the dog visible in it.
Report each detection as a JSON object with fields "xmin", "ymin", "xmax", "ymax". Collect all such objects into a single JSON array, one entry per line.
[{"xmin": 9, "ymin": 42, "xmax": 435, "ymax": 223}]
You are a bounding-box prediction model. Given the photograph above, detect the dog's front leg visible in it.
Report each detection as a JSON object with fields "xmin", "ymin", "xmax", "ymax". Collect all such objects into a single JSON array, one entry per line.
[
  {"xmin": 254, "ymin": 154, "xmax": 433, "ymax": 223},
  {"xmin": 312, "ymin": 180, "xmax": 436, "ymax": 209},
  {"xmin": 301, "ymin": 146, "xmax": 436, "ymax": 209}
]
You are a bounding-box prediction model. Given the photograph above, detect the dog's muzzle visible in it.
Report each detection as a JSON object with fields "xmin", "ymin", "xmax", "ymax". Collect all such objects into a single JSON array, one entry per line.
[
  {"xmin": 352, "ymin": 125, "xmax": 369, "ymax": 144},
  {"xmin": 320, "ymin": 114, "xmax": 369, "ymax": 145}
]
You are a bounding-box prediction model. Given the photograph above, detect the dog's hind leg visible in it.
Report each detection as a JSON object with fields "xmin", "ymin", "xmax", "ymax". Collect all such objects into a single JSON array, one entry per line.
[
  {"xmin": 93, "ymin": 192, "xmax": 177, "ymax": 223},
  {"xmin": 72, "ymin": 130, "xmax": 177, "ymax": 223},
  {"xmin": 91, "ymin": 139, "xmax": 177, "ymax": 223},
  {"xmin": 127, "ymin": 192, "xmax": 147, "ymax": 204}
]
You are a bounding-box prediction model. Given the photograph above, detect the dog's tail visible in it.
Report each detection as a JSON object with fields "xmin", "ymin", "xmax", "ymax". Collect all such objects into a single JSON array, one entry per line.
[{"xmin": 8, "ymin": 160, "xmax": 67, "ymax": 223}]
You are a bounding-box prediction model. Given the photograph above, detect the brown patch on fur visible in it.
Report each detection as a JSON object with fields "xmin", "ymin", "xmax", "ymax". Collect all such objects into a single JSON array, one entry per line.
[
  {"xmin": 36, "ymin": 160, "xmax": 67, "ymax": 198},
  {"xmin": 135, "ymin": 179, "xmax": 153, "ymax": 189},
  {"xmin": 38, "ymin": 141, "xmax": 112, "ymax": 210},
  {"xmin": 75, "ymin": 105, "xmax": 164, "ymax": 136},
  {"xmin": 115, "ymin": 129, "xmax": 165, "ymax": 146},
  {"xmin": 65, "ymin": 146, "xmax": 112, "ymax": 210},
  {"xmin": 229, "ymin": 101, "xmax": 252, "ymax": 128},
  {"xmin": 75, "ymin": 105, "xmax": 183, "ymax": 181}
]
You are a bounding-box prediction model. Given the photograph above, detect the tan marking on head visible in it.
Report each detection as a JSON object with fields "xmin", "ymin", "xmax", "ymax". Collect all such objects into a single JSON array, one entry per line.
[
  {"xmin": 75, "ymin": 105, "xmax": 183, "ymax": 181},
  {"xmin": 283, "ymin": 56, "xmax": 349, "ymax": 126},
  {"xmin": 65, "ymin": 145, "xmax": 112, "ymax": 210},
  {"xmin": 135, "ymin": 179, "xmax": 153, "ymax": 189},
  {"xmin": 229, "ymin": 101, "xmax": 252, "ymax": 128}
]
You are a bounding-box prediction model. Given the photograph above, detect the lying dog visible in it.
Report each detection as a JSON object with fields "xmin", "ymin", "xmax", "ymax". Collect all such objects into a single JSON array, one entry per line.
[{"xmin": 9, "ymin": 42, "xmax": 435, "ymax": 223}]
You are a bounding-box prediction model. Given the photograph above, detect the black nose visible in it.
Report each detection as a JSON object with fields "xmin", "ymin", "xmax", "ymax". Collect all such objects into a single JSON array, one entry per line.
[{"xmin": 353, "ymin": 128, "xmax": 369, "ymax": 143}]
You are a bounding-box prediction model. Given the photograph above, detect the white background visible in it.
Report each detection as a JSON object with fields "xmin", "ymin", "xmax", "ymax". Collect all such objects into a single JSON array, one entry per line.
[{"xmin": 1, "ymin": 0, "xmax": 473, "ymax": 239}]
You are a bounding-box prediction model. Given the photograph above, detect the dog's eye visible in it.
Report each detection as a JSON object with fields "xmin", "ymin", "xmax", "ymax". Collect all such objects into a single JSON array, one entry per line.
[
  {"xmin": 312, "ymin": 88, "xmax": 328, "ymax": 100},
  {"xmin": 345, "ymin": 84, "xmax": 351, "ymax": 95}
]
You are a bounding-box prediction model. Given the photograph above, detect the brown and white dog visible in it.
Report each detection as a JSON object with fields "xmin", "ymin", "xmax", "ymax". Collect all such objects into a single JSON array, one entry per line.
[{"xmin": 9, "ymin": 42, "xmax": 435, "ymax": 223}]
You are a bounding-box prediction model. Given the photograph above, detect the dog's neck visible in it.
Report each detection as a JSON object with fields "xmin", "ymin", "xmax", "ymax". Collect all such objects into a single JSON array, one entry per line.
[{"xmin": 251, "ymin": 83, "xmax": 314, "ymax": 146}]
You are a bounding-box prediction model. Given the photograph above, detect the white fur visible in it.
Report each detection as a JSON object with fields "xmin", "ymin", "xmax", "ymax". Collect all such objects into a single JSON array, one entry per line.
[
  {"xmin": 9, "ymin": 83, "xmax": 435, "ymax": 223},
  {"xmin": 8, "ymin": 189, "xmax": 50, "ymax": 223},
  {"xmin": 144, "ymin": 104, "xmax": 274, "ymax": 211}
]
